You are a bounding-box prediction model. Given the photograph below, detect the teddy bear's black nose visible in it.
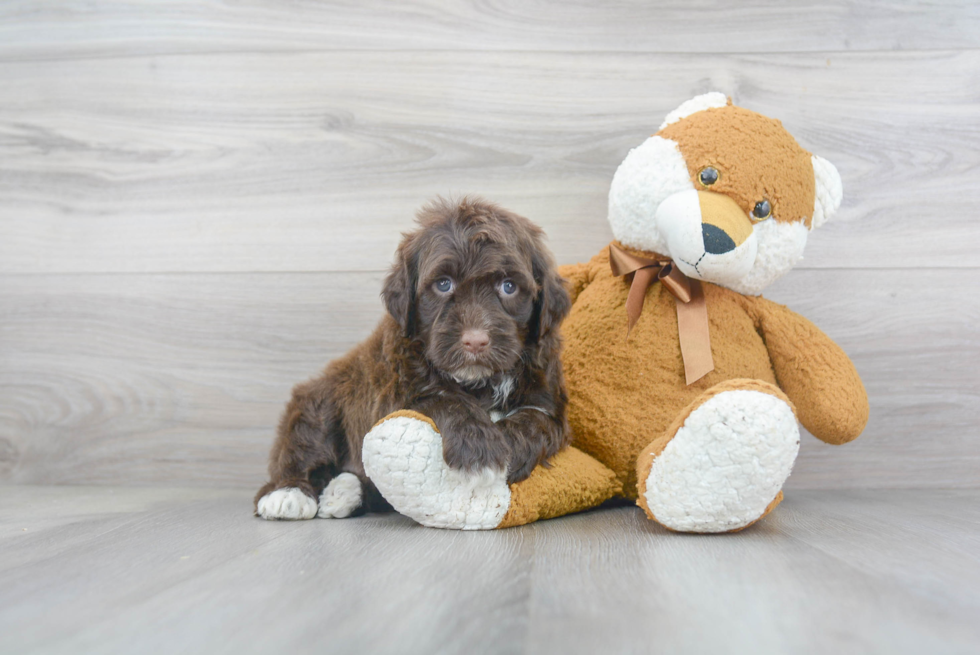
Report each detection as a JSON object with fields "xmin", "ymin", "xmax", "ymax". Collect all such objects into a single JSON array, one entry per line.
[{"xmin": 702, "ymin": 223, "xmax": 736, "ymax": 254}]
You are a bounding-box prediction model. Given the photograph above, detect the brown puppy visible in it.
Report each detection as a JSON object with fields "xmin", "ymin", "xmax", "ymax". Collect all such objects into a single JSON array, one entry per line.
[{"xmin": 255, "ymin": 197, "xmax": 571, "ymax": 520}]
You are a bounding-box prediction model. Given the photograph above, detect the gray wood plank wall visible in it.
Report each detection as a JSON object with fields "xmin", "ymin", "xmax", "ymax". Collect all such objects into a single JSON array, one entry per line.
[{"xmin": 1, "ymin": 1, "xmax": 978, "ymax": 489}]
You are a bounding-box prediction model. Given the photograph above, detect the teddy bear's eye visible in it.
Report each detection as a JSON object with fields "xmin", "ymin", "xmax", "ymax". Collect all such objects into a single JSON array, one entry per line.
[
  {"xmin": 698, "ymin": 167, "xmax": 719, "ymax": 186},
  {"xmin": 752, "ymin": 200, "xmax": 772, "ymax": 221}
]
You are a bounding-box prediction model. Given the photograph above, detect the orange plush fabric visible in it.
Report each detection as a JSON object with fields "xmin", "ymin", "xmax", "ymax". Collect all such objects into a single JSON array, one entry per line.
[
  {"xmin": 559, "ymin": 245, "xmax": 867, "ymax": 498},
  {"xmin": 659, "ymin": 103, "xmax": 817, "ymax": 228},
  {"xmin": 497, "ymin": 446, "xmax": 622, "ymax": 528},
  {"xmin": 549, "ymin": 96, "xmax": 869, "ymax": 527},
  {"xmin": 739, "ymin": 298, "xmax": 869, "ymax": 444},
  {"xmin": 562, "ymin": 248, "xmax": 767, "ymax": 496}
]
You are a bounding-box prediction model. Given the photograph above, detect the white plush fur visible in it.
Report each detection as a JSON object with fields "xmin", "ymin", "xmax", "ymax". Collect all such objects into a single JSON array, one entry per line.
[
  {"xmin": 609, "ymin": 134, "xmax": 816, "ymax": 295},
  {"xmin": 256, "ymin": 487, "xmax": 318, "ymax": 521},
  {"xmin": 317, "ymin": 472, "xmax": 363, "ymax": 519},
  {"xmin": 608, "ymin": 93, "xmax": 843, "ymax": 296},
  {"xmin": 659, "ymin": 92, "xmax": 728, "ymax": 130},
  {"xmin": 642, "ymin": 390, "xmax": 800, "ymax": 533},
  {"xmin": 655, "ymin": 189, "xmax": 758, "ymax": 288},
  {"xmin": 362, "ymin": 416, "xmax": 510, "ymax": 530},
  {"xmin": 811, "ymin": 154, "xmax": 843, "ymax": 229},
  {"xmin": 727, "ymin": 218, "xmax": 809, "ymax": 296},
  {"xmin": 608, "ymin": 135, "xmax": 693, "ymax": 255},
  {"xmin": 611, "ymin": 150, "xmax": 810, "ymax": 296}
]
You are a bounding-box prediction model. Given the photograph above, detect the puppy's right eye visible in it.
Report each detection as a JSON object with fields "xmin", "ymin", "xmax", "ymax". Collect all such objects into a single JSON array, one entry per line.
[{"xmin": 434, "ymin": 277, "xmax": 454, "ymax": 294}]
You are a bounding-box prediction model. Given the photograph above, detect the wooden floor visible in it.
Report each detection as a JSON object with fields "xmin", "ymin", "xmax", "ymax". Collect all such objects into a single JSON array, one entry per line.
[{"xmin": 1, "ymin": 486, "xmax": 978, "ymax": 655}]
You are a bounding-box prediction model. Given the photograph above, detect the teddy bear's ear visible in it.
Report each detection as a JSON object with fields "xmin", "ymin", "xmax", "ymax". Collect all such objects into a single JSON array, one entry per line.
[
  {"xmin": 658, "ymin": 92, "xmax": 728, "ymax": 130},
  {"xmin": 811, "ymin": 154, "xmax": 843, "ymax": 229}
]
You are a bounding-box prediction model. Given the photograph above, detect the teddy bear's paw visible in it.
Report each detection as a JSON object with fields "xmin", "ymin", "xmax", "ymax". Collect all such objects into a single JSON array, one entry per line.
[
  {"xmin": 641, "ymin": 389, "xmax": 799, "ymax": 533},
  {"xmin": 362, "ymin": 413, "xmax": 511, "ymax": 530},
  {"xmin": 317, "ymin": 473, "xmax": 363, "ymax": 519},
  {"xmin": 256, "ymin": 487, "xmax": 318, "ymax": 521}
]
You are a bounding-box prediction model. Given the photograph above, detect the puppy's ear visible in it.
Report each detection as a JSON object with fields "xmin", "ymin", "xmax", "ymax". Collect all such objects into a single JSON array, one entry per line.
[
  {"xmin": 528, "ymin": 245, "xmax": 571, "ymax": 344},
  {"xmin": 382, "ymin": 233, "xmax": 419, "ymax": 337}
]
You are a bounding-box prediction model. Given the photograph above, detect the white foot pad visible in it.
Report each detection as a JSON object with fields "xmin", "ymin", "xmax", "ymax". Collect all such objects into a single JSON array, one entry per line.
[
  {"xmin": 643, "ymin": 390, "xmax": 800, "ymax": 533},
  {"xmin": 318, "ymin": 473, "xmax": 363, "ymax": 518},
  {"xmin": 256, "ymin": 487, "xmax": 318, "ymax": 521},
  {"xmin": 362, "ymin": 416, "xmax": 510, "ymax": 530}
]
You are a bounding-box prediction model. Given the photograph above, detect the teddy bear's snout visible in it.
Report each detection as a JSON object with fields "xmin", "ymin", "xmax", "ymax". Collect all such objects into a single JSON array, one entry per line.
[
  {"xmin": 656, "ymin": 189, "xmax": 759, "ymax": 285},
  {"xmin": 702, "ymin": 223, "xmax": 736, "ymax": 254},
  {"xmin": 698, "ymin": 191, "xmax": 752, "ymax": 255}
]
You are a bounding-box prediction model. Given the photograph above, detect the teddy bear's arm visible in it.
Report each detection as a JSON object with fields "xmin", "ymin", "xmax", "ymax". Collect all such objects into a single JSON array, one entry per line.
[
  {"xmin": 557, "ymin": 262, "xmax": 595, "ymax": 304},
  {"xmin": 745, "ymin": 296, "xmax": 869, "ymax": 445}
]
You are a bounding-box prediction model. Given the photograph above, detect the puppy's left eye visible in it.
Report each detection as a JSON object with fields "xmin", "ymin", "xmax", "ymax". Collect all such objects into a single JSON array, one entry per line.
[
  {"xmin": 498, "ymin": 279, "xmax": 518, "ymax": 296},
  {"xmin": 434, "ymin": 277, "xmax": 454, "ymax": 294}
]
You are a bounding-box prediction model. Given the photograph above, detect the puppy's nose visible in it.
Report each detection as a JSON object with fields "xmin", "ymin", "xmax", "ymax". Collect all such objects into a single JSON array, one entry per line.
[{"xmin": 461, "ymin": 329, "xmax": 490, "ymax": 354}]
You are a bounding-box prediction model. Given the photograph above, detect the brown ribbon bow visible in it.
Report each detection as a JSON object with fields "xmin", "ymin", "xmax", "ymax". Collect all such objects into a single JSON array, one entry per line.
[{"xmin": 608, "ymin": 242, "xmax": 715, "ymax": 385}]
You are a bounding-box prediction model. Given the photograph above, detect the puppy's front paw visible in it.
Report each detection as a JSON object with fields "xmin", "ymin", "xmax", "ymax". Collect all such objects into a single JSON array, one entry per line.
[
  {"xmin": 317, "ymin": 473, "xmax": 363, "ymax": 519},
  {"xmin": 256, "ymin": 487, "xmax": 318, "ymax": 520},
  {"xmin": 443, "ymin": 421, "xmax": 510, "ymax": 475},
  {"xmin": 496, "ymin": 410, "xmax": 561, "ymax": 484},
  {"xmin": 362, "ymin": 412, "xmax": 510, "ymax": 530},
  {"xmin": 505, "ymin": 457, "xmax": 538, "ymax": 486}
]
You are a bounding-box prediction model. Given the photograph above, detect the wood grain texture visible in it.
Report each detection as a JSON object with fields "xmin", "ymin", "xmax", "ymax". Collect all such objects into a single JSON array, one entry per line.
[
  {"xmin": 1, "ymin": 0, "xmax": 978, "ymax": 60},
  {"xmin": 2, "ymin": 268, "xmax": 976, "ymax": 489},
  {"xmin": 0, "ymin": 486, "xmax": 533, "ymax": 655},
  {"xmin": 1, "ymin": 1, "xmax": 978, "ymax": 497},
  {"xmin": 0, "ymin": 486, "xmax": 977, "ymax": 654},
  {"xmin": 0, "ymin": 272, "xmax": 387, "ymax": 488},
  {"xmin": 1, "ymin": 49, "xmax": 978, "ymax": 273},
  {"xmin": 526, "ymin": 490, "xmax": 980, "ymax": 654}
]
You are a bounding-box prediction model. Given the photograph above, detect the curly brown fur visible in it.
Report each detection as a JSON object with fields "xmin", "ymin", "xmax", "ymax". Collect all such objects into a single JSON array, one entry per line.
[{"xmin": 255, "ymin": 197, "xmax": 571, "ymax": 517}]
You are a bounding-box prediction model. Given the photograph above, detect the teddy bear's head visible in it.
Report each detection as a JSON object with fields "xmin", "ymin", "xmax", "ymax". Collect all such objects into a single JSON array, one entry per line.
[{"xmin": 607, "ymin": 93, "xmax": 843, "ymax": 295}]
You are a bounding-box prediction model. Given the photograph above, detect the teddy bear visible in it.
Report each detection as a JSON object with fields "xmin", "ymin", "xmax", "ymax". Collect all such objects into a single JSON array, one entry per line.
[{"xmin": 361, "ymin": 93, "xmax": 869, "ymax": 532}]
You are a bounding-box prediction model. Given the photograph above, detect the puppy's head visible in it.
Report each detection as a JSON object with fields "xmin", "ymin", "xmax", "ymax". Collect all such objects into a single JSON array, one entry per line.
[{"xmin": 382, "ymin": 197, "xmax": 569, "ymax": 384}]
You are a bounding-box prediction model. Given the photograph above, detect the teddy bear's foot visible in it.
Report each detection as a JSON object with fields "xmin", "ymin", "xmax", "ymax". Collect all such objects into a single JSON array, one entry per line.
[
  {"xmin": 636, "ymin": 380, "xmax": 800, "ymax": 533},
  {"xmin": 362, "ymin": 411, "xmax": 512, "ymax": 530},
  {"xmin": 363, "ymin": 410, "xmax": 622, "ymax": 530}
]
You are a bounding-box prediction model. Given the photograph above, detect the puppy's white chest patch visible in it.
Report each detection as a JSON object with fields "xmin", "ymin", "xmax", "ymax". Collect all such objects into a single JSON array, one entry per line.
[
  {"xmin": 489, "ymin": 375, "xmax": 515, "ymax": 423},
  {"xmin": 491, "ymin": 375, "xmax": 515, "ymax": 408}
]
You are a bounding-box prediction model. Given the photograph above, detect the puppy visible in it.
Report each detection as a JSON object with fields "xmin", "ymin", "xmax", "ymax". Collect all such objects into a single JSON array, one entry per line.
[{"xmin": 255, "ymin": 197, "xmax": 572, "ymax": 520}]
